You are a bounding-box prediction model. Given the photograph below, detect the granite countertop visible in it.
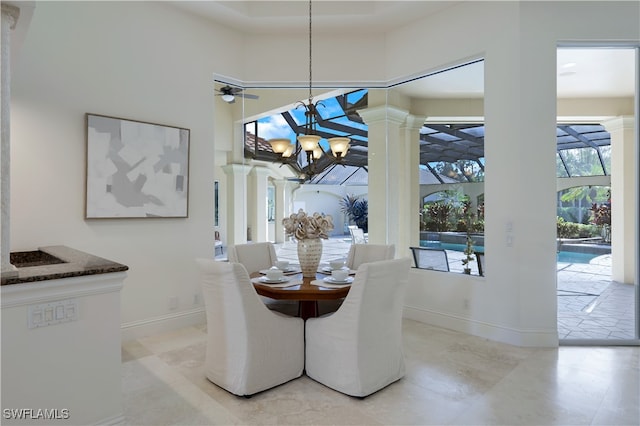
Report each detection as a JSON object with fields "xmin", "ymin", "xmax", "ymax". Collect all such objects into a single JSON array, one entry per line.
[{"xmin": 1, "ymin": 245, "xmax": 128, "ymax": 286}]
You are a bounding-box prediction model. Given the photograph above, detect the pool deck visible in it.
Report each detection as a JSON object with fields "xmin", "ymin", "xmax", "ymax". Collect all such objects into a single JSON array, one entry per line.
[{"xmin": 223, "ymin": 237, "xmax": 635, "ymax": 341}]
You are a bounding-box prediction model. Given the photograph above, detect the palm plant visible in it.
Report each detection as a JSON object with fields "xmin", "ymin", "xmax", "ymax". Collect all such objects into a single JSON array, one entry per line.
[{"xmin": 340, "ymin": 194, "xmax": 368, "ymax": 233}]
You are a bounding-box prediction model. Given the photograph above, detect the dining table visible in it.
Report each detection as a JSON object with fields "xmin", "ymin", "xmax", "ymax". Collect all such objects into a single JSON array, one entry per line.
[{"xmin": 250, "ymin": 267, "xmax": 355, "ymax": 320}]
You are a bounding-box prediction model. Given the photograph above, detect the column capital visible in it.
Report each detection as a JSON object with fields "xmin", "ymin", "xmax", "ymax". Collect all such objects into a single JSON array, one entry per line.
[
  {"xmin": 601, "ymin": 116, "xmax": 634, "ymax": 132},
  {"xmin": 359, "ymin": 105, "xmax": 409, "ymax": 126},
  {"xmin": 403, "ymin": 114, "xmax": 428, "ymax": 131},
  {"xmin": 1, "ymin": 3, "xmax": 20, "ymax": 29},
  {"xmin": 221, "ymin": 163, "xmax": 252, "ymax": 176},
  {"xmin": 273, "ymin": 179, "xmax": 298, "ymax": 190},
  {"xmin": 249, "ymin": 165, "xmax": 272, "ymax": 178}
]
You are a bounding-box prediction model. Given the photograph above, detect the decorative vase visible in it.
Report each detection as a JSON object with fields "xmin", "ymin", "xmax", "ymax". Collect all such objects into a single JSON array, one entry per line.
[{"xmin": 297, "ymin": 238, "xmax": 323, "ymax": 278}]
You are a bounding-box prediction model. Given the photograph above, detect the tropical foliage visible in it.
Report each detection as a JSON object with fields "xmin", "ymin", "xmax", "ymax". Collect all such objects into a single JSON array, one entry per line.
[
  {"xmin": 421, "ymin": 191, "xmax": 484, "ymax": 233},
  {"xmin": 556, "ymin": 217, "xmax": 598, "ymax": 239},
  {"xmin": 340, "ymin": 194, "xmax": 368, "ymax": 232}
]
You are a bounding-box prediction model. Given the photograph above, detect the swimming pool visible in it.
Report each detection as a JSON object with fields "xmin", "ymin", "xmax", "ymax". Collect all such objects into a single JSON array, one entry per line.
[{"xmin": 419, "ymin": 241, "xmax": 602, "ymax": 264}]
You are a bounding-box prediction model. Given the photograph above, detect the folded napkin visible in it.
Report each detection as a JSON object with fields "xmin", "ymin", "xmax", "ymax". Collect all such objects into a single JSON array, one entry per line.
[
  {"xmin": 251, "ymin": 277, "xmax": 302, "ymax": 288},
  {"xmin": 311, "ymin": 279, "xmax": 352, "ymax": 289}
]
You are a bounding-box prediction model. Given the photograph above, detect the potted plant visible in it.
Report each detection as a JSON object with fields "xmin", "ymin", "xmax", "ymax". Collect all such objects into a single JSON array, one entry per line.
[
  {"xmin": 340, "ymin": 194, "xmax": 368, "ymax": 233},
  {"xmin": 461, "ymin": 234, "xmax": 475, "ymax": 274},
  {"xmin": 460, "ymin": 199, "xmax": 475, "ymax": 274}
]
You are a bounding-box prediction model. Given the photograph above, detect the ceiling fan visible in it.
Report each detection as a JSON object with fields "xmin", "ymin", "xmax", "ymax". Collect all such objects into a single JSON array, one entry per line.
[{"xmin": 215, "ymin": 85, "xmax": 259, "ymax": 103}]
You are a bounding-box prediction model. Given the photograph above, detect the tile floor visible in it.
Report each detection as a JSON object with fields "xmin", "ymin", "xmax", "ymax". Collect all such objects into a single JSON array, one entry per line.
[
  {"xmin": 557, "ymin": 255, "xmax": 636, "ymax": 340},
  {"xmin": 121, "ymin": 320, "xmax": 640, "ymax": 425}
]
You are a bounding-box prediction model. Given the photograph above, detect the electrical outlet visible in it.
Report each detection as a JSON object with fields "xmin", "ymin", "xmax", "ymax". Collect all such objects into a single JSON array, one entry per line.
[
  {"xmin": 193, "ymin": 294, "xmax": 199, "ymax": 305},
  {"xmin": 463, "ymin": 299, "xmax": 470, "ymax": 310}
]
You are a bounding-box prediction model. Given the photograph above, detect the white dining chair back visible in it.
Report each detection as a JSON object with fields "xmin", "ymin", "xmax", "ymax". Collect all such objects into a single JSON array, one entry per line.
[
  {"xmin": 305, "ymin": 257, "xmax": 411, "ymax": 397},
  {"xmin": 227, "ymin": 242, "xmax": 278, "ymax": 274},
  {"xmin": 227, "ymin": 242, "xmax": 297, "ymax": 316},
  {"xmin": 346, "ymin": 244, "xmax": 395, "ymax": 269},
  {"xmin": 196, "ymin": 258, "xmax": 304, "ymax": 396}
]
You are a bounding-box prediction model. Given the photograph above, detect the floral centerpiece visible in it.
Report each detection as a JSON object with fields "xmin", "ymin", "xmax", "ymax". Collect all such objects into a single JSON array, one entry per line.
[
  {"xmin": 283, "ymin": 209, "xmax": 334, "ymax": 240},
  {"xmin": 283, "ymin": 209, "xmax": 333, "ymax": 277}
]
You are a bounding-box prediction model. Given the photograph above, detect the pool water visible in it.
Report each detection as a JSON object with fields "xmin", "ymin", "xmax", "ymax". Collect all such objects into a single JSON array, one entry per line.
[{"xmin": 419, "ymin": 241, "xmax": 601, "ymax": 264}]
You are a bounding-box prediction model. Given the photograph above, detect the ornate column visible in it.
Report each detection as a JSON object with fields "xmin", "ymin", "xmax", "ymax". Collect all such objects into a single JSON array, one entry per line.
[
  {"xmin": 602, "ymin": 116, "xmax": 636, "ymax": 284},
  {"xmin": 221, "ymin": 164, "xmax": 252, "ymax": 247},
  {"xmin": 359, "ymin": 105, "xmax": 409, "ymax": 246},
  {"xmin": 1, "ymin": 3, "xmax": 20, "ymax": 276}
]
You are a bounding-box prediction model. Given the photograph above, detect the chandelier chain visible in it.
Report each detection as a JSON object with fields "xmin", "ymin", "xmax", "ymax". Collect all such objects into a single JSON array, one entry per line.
[{"xmin": 308, "ymin": 0, "xmax": 312, "ymax": 102}]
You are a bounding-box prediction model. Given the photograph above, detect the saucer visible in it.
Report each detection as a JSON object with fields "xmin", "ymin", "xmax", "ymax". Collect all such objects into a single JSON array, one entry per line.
[
  {"xmin": 259, "ymin": 276, "xmax": 290, "ymax": 284},
  {"xmin": 323, "ymin": 276, "xmax": 353, "ymax": 285}
]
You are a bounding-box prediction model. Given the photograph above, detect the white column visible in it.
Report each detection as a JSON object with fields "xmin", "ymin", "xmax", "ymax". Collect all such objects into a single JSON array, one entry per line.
[
  {"xmin": 250, "ymin": 166, "xmax": 270, "ymax": 243},
  {"xmin": 603, "ymin": 116, "xmax": 636, "ymax": 284},
  {"xmin": 359, "ymin": 105, "xmax": 408, "ymax": 246},
  {"xmin": 274, "ymin": 179, "xmax": 297, "ymax": 243},
  {"xmin": 1, "ymin": 4, "xmax": 19, "ymax": 276},
  {"xmin": 221, "ymin": 164, "xmax": 252, "ymax": 247},
  {"xmin": 402, "ymin": 114, "xmax": 427, "ymax": 256}
]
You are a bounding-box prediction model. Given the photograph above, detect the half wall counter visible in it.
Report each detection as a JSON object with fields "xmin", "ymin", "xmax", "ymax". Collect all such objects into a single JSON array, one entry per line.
[{"xmin": 1, "ymin": 246, "xmax": 128, "ymax": 425}]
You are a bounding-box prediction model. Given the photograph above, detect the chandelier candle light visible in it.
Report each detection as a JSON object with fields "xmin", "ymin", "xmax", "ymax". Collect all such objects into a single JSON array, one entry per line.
[
  {"xmin": 268, "ymin": 0, "xmax": 351, "ymax": 179},
  {"xmin": 283, "ymin": 209, "xmax": 334, "ymax": 277}
]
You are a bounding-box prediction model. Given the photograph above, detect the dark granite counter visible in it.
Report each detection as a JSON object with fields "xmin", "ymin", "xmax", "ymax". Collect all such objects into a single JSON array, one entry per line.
[{"xmin": 1, "ymin": 245, "xmax": 128, "ymax": 286}]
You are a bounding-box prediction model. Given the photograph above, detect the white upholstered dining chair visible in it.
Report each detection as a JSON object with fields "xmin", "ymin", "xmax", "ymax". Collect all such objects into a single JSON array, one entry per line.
[
  {"xmin": 228, "ymin": 242, "xmax": 297, "ymax": 315},
  {"xmin": 196, "ymin": 258, "xmax": 304, "ymax": 396},
  {"xmin": 227, "ymin": 242, "xmax": 278, "ymax": 273},
  {"xmin": 345, "ymin": 243, "xmax": 395, "ymax": 269},
  {"xmin": 305, "ymin": 257, "xmax": 411, "ymax": 397},
  {"xmin": 318, "ymin": 243, "xmax": 396, "ymax": 316}
]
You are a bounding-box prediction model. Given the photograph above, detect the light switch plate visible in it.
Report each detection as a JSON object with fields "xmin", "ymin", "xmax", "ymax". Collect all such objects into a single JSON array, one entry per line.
[{"xmin": 28, "ymin": 299, "xmax": 78, "ymax": 329}]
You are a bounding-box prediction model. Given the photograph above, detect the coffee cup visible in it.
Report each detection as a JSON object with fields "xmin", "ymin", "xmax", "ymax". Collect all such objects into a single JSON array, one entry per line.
[
  {"xmin": 331, "ymin": 269, "xmax": 349, "ymax": 281},
  {"xmin": 330, "ymin": 260, "xmax": 345, "ymax": 270},
  {"xmin": 275, "ymin": 260, "xmax": 289, "ymax": 270},
  {"xmin": 266, "ymin": 268, "xmax": 284, "ymax": 281}
]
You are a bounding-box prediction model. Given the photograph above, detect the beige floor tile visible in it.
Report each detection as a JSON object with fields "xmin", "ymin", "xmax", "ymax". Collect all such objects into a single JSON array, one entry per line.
[{"xmin": 122, "ymin": 319, "xmax": 640, "ymax": 425}]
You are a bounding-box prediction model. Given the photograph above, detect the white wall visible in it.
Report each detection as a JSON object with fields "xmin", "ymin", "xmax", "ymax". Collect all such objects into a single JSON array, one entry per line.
[
  {"xmin": 395, "ymin": 1, "xmax": 638, "ymax": 346},
  {"xmin": 293, "ymin": 185, "xmax": 368, "ymax": 237},
  {"xmin": 10, "ymin": 1, "xmax": 638, "ymax": 346},
  {"xmin": 10, "ymin": 2, "xmax": 243, "ymax": 338}
]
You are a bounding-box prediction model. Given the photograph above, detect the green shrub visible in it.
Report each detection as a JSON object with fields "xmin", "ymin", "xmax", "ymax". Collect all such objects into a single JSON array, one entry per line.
[{"xmin": 557, "ymin": 217, "xmax": 599, "ymax": 239}]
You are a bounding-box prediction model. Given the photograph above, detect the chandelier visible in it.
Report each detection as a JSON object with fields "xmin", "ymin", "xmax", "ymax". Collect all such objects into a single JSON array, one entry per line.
[{"xmin": 268, "ymin": 0, "xmax": 350, "ymax": 179}]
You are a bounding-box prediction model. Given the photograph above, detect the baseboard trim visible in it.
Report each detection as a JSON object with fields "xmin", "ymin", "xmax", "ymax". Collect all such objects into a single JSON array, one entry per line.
[
  {"xmin": 403, "ymin": 305, "xmax": 558, "ymax": 347},
  {"xmin": 121, "ymin": 308, "xmax": 206, "ymax": 342}
]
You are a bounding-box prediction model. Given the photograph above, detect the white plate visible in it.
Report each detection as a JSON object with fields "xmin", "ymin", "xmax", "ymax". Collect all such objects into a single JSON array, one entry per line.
[
  {"xmin": 323, "ymin": 276, "xmax": 354, "ymax": 285},
  {"xmin": 259, "ymin": 267, "xmax": 299, "ymax": 275},
  {"xmin": 259, "ymin": 276, "xmax": 291, "ymax": 284}
]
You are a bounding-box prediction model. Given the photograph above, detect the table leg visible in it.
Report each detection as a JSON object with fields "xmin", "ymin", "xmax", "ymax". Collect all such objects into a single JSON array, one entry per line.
[{"xmin": 298, "ymin": 301, "xmax": 318, "ymax": 320}]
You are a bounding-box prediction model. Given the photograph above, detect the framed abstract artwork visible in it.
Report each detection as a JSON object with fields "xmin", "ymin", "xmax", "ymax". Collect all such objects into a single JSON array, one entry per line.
[{"xmin": 85, "ymin": 113, "xmax": 190, "ymax": 218}]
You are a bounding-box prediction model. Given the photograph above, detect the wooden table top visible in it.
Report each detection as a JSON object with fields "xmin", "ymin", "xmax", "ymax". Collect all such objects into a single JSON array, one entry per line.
[{"xmin": 250, "ymin": 271, "xmax": 351, "ymax": 301}]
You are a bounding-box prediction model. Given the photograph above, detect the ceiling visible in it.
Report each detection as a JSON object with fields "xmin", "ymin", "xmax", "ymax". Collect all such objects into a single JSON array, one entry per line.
[
  {"xmin": 193, "ymin": 2, "xmax": 635, "ymax": 184},
  {"xmin": 168, "ymin": 1, "xmax": 459, "ymax": 35},
  {"xmin": 172, "ymin": 1, "xmax": 636, "ymax": 99}
]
